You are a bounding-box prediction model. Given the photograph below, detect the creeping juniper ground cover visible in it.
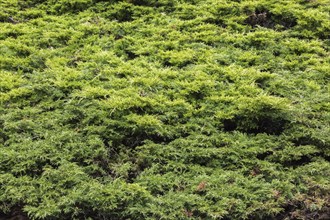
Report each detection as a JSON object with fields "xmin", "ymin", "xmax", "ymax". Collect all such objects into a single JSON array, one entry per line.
[{"xmin": 0, "ymin": 0, "xmax": 329, "ymax": 219}]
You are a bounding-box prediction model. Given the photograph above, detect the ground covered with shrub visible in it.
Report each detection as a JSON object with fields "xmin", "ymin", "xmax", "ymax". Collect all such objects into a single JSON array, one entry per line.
[{"xmin": 0, "ymin": 0, "xmax": 329, "ymax": 219}]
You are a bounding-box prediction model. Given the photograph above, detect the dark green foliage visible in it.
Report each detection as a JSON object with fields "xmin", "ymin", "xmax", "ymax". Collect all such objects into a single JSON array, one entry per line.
[{"xmin": 0, "ymin": 0, "xmax": 329, "ymax": 219}]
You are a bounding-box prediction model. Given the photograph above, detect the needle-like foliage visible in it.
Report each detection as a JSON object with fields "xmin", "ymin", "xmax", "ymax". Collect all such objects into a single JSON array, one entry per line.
[{"xmin": 0, "ymin": 0, "xmax": 329, "ymax": 219}]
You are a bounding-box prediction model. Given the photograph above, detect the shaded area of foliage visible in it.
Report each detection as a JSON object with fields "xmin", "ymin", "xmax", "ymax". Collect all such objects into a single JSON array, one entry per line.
[{"xmin": 0, "ymin": 0, "xmax": 329, "ymax": 219}]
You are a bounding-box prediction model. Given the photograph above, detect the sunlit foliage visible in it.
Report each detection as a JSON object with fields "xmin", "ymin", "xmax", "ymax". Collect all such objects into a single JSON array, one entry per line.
[{"xmin": 0, "ymin": 0, "xmax": 329, "ymax": 219}]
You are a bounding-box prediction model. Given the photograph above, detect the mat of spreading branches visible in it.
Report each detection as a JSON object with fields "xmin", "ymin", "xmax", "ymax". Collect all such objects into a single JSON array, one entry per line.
[{"xmin": 0, "ymin": 0, "xmax": 329, "ymax": 219}]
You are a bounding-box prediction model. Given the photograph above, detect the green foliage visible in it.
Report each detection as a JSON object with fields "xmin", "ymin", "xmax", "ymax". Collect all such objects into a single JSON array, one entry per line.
[{"xmin": 0, "ymin": 0, "xmax": 329, "ymax": 219}]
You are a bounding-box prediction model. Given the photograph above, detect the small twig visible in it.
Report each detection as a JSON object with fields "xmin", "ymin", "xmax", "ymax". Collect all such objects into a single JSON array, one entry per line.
[{"xmin": 8, "ymin": 17, "xmax": 19, "ymax": 24}]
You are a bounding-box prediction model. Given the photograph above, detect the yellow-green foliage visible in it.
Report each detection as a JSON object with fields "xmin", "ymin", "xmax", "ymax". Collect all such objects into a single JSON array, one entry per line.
[{"xmin": 0, "ymin": 0, "xmax": 329, "ymax": 219}]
